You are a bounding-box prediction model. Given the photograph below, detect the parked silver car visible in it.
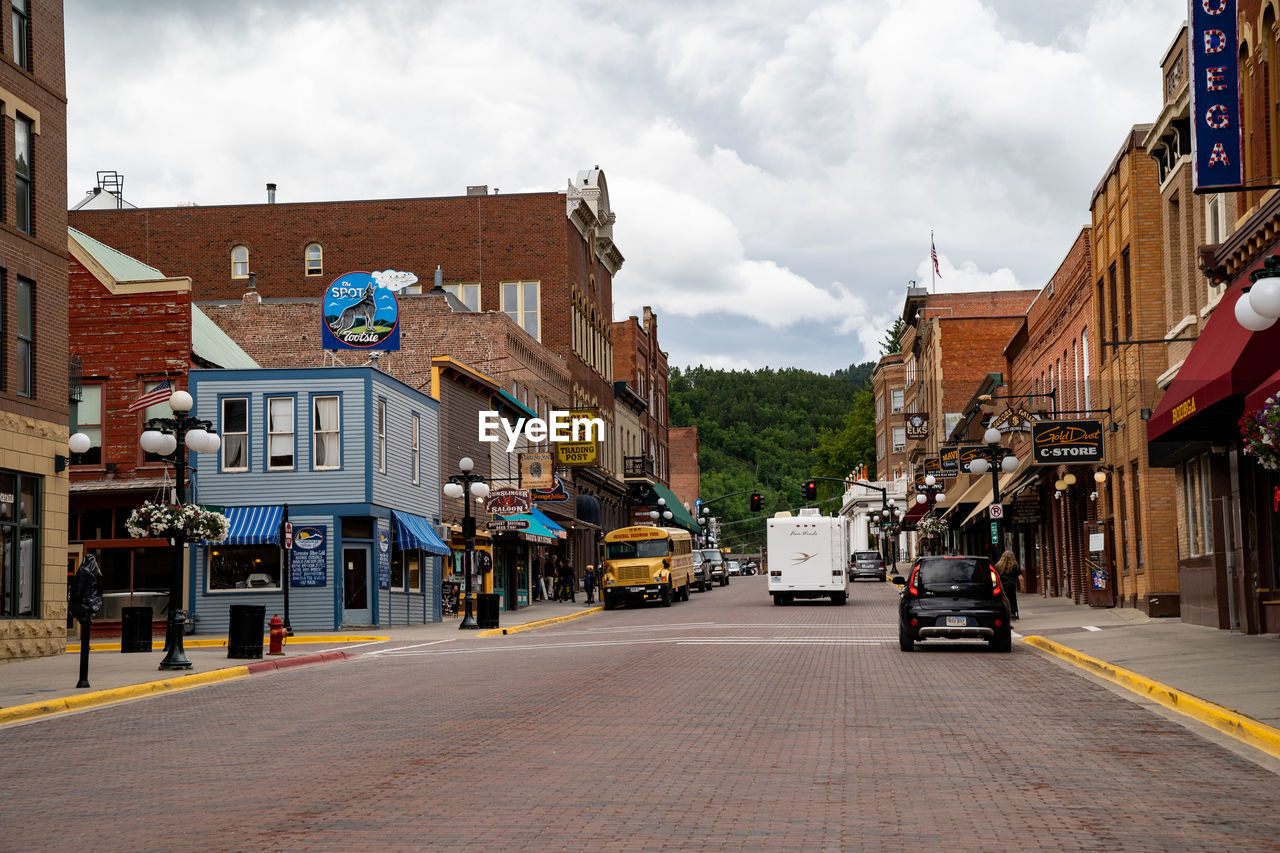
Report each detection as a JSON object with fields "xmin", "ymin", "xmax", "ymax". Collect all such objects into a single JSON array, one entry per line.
[{"xmin": 850, "ymin": 550, "xmax": 887, "ymax": 582}]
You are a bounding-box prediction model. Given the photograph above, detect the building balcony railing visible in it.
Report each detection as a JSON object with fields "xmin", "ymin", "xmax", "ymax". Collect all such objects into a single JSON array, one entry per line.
[{"xmin": 623, "ymin": 455, "xmax": 655, "ymax": 480}]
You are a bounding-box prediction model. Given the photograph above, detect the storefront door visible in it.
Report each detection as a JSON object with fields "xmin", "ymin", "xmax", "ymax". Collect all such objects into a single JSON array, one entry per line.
[{"xmin": 342, "ymin": 545, "xmax": 372, "ymax": 625}]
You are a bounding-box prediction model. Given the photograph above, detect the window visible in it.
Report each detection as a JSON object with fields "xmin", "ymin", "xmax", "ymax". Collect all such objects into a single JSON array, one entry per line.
[
  {"xmin": 1121, "ymin": 249, "xmax": 1133, "ymax": 338},
  {"xmin": 890, "ymin": 388, "xmax": 904, "ymax": 413},
  {"xmin": 231, "ymin": 245, "xmax": 249, "ymax": 279},
  {"xmin": 892, "ymin": 426, "xmax": 906, "ymax": 453},
  {"xmin": 1108, "ymin": 265, "xmax": 1119, "ymax": 349},
  {"xmin": 139, "ymin": 380, "xmax": 176, "ymax": 462},
  {"xmin": 1082, "ymin": 327, "xmax": 1091, "ymax": 410},
  {"xmin": 1131, "ymin": 461, "xmax": 1143, "ymax": 567},
  {"xmin": 875, "ymin": 395, "xmax": 884, "ymax": 422},
  {"xmin": 0, "ymin": 470, "xmax": 39, "ymax": 617},
  {"xmin": 305, "ymin": 243, "xmax": 323, "ymax": 276},
  {"xmin": 501, "ymin": 280, "xmax": 540, "ymax": 339},
  {"xmin": 444, "ymin": 282, "xmax": 479, "ymax": 311},
  {"xmin": 71, "ymin": 384, "xmax": 103, "ymax": 465},
  {"xmin": 14, "ymin": 116, "xmax": 31, "ymax": 234},
  {"xmin": 11, "ymin": 0, "xmax": 28, "ymax": 70},
  {"xmin": 207, "ymin": 544, "xmax": 281, "ymax": 591},
  {"xmin": 16, "ymin": 276, "xmax": 31, "ymax": 396},
  {"xmin": 267, "ymin": 397, "xmax": 294, "ymax": 470},
  {"xmin": 377, "ymin": 399, "xmax": 387, "ymax": 474},
  {"xmin": 390, "ymin": 551, "xmax": 422, "ymax": 593},
  {"xmin": 1183, "ymin": 456, "xmax": 1213, "ymax": 557},
  {"xmin": 221, "ymin": 397, "xmax": 249, "ymax": 472},
  {"xmin": 313, "ymin": 395, "xmax": 340, "ymax": 469},
  {"xmin": 410, "ymin": 413, "xmax": 420, "ymax": 485}
]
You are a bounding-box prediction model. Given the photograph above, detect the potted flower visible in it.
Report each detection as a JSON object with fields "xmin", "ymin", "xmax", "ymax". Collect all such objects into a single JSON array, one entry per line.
[
  {"xmin": 1239, "ymin": 396, "xmax": 1280, "ymax": 471},
  {"xmin": 916, "ymin": 516, "xmax": 949, "ymax": 537},
  {"xmin": 127, "ymin": 501, "xmax": 230, "ymax": 542}
]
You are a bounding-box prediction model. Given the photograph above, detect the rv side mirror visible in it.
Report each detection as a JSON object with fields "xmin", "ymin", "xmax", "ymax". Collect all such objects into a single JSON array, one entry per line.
[{"xmin": 891, "ymin": 576, "xmax": 906, "ymax": 587}]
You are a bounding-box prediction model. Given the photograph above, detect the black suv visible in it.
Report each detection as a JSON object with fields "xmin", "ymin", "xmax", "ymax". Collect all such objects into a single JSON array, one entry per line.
[
  {"xmin": 892, "ymin": 555, "xmax": 1012, "ymax": 652},
  {"xmin": 701, "ymin": 549, "xmax": 730, "ymax": 586}
]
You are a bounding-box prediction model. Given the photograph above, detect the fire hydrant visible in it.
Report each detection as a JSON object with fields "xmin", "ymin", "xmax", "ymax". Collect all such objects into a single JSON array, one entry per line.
[{"xmin": 268, "ymin": 614, "xmax": 286, "ymax": 656}]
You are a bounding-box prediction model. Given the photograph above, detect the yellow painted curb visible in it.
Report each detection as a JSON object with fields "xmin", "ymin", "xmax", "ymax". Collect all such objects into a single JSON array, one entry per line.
[
  {"xmin": 0, "ymin": 666, "xmax": 251, "ymax": 727},
  {"xmin": 477, "ymin": 606, "xmax": 604, "ymax": 637},
  {"xmin": 1022, "ymin": 634, "xmax": 1280, "ymax": 760},
  {"xmin": 67, "ymin": 635, "xmax": 389, "ymax": 653}
]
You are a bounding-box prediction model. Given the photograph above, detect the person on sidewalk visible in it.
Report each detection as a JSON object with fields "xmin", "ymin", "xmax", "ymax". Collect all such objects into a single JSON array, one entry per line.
[
  {"xmin": 995, "ymin": 549, "xmax": 1022, "ymax": 619},
  {"xmin": 583, "ymin": 565, "xmax": 596, "ymax": 605},
  {"xmin": 532, "ymin": 556, "xmax": 545, "ymax": 602}
]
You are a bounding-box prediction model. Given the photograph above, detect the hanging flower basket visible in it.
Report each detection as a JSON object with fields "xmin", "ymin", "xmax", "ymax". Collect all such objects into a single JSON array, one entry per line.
[
  {"xmin": 1239, "ymin": 396, "xmax": 1280, "ymax": 471},
  {"xmin": 916, "ymin": 516, "xmax": 948, "ymax": 537},
  {"xmin": 127, "ymin": 501, "xmax": 230, "ymax": 542}
]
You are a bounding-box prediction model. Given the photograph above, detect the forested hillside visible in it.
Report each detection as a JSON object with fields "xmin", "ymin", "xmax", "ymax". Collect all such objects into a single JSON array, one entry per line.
[{"xmin": 668, "ymin": 362, "xmax": 875, "ymax": 553}]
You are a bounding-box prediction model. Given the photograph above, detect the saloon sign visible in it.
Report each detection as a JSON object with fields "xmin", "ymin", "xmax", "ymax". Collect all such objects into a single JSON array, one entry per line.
[
  {"xmin": 1032, "ymin": 420, "xmax": 1105, "ymax": 464},
  {"xmin": 484, "ymin": 487, "xmax": 532, "ymax": 517},
  {"xmin": 321, "ymin": 270, "xmax": 412, "ymax": 351}
]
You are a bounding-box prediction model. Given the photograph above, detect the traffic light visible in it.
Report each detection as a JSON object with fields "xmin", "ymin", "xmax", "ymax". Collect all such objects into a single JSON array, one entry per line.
[
  {"xmin": 803, "ymin": 480, "xmax": 818, "ymax": 500},
  {"xmin": 750, "ymin": 492, "xmax": 763, "ymax": 512}
]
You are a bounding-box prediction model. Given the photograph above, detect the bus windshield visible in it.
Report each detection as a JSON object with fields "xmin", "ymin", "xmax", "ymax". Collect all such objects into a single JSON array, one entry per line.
[{"xmin": 606, "ymin": 539, "xmax": 669, "ymax": 560}]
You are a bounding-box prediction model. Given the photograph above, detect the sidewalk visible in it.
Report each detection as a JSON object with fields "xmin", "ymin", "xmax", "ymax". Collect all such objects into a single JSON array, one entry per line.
[
  {"xmin": 0, "ymin": 596, "xmax": 601, "ymax": 726},
  {"xmin": 1015, "ymin": 593, "xmax": 1280, "ymax": 759}
]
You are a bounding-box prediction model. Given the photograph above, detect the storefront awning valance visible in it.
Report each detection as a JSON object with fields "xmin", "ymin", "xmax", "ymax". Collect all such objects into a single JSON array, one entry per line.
[
  {"xmin": 392, "ymin": 511, "xmax": 451, "ymax": 556},
  {"xmin": 900, "ymin": 499, "xmax": 929, "ymax": 529},
  {"xmin": 641, "ymin": 483, "xmax": 700, "ymax": 533},
  {"xmin": 221, "ymin": 505, "xmax": 283, "ymax": 545}
]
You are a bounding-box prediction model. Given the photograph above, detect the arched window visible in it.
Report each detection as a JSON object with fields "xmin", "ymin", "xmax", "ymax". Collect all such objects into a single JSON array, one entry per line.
[
  {"xmin": 305, "ymin": 243, "xmax": 323, "ymax": 276},
  {"xmin": 1081, "ymin": 327, "xmax": 1091, "ymax": 411},
  {"xmin": 231, "ymin": 245, "xmax": 249, "ymax": 279}
]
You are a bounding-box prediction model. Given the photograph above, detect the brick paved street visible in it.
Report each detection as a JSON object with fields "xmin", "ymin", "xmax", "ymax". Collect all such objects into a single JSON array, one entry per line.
[{"xmin": 2, "ymin": 578, "xmax": 1277, "ymax": 852}]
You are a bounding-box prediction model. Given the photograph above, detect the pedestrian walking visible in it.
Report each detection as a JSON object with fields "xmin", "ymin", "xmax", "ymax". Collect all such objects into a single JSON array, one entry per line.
[
  {"xmin": 532, "ymin": 556, "xmax": 545, "ymax": 601},
  {"xmin": 583, "ymin": 565, "xmax": 596, "ymax": 605},
  {"xmin": 994, "ymin": 549, "xmax": 1022, "ymax": 619}
]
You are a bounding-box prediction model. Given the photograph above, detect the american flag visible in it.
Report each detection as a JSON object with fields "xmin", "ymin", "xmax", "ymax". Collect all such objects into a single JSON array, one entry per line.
[
  {"xmin": 128, "ymin": 378, "xmax": 172, "ymax": 413},
  {"xmin": 931, "ymin": 238, "xmax": 942, "ymax": 278}
]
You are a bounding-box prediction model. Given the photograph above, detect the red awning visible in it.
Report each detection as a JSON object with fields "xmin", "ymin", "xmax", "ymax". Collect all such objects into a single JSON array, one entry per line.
[
  {"xmin": 901, "ymin": 499, "xmax": 929, "ymax": 527},
  {"xmin": 1147, "ymin": 274, "xmax": 1280, "ymax": 443},
  {"xmin": 1246, "ymin": 367, "xmax": 1280, "ymax": 411}
]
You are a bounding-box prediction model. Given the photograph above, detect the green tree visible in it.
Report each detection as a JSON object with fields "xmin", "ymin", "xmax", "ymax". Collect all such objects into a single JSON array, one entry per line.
[
  {"xmin": 812, "ymin": 387, "xmax": 876, "ymax": 487},
  {"xmin": 880, "ymin": 316, "xmax": 905, "ymax": 356}
]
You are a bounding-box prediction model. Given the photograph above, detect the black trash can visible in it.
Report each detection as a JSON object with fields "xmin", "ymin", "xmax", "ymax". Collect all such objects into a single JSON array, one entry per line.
[
  {"xmin": 476, "ymin": 593, "xmax": 500, "ymax": 629},
  {"xmin": 120, "ymin": 606, "xmax": 154, "ymax": 653},
  {"xmin": 227, "ymin": 604, "xmax": 266, "ymax": 659}
]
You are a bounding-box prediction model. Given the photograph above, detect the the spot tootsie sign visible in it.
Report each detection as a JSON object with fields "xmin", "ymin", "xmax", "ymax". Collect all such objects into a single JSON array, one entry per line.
[{"xmin": 321, "ymin": 270, "xmax": 414, "ymax": 351}]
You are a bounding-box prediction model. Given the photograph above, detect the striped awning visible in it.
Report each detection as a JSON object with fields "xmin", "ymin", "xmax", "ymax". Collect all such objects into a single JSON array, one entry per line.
[
  {"xmin": 222, "ymin": 505, "xmax": 283, "ymax": 545},
  {"xmin": 392, "ymin": 511, "xmax": 451, "ymax": 556}
]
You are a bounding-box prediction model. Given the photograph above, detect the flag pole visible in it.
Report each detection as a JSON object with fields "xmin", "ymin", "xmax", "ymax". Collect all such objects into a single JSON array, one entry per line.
[{"xmin": 930, "ymin": 230, "xmax": 935, "ymax": 294}]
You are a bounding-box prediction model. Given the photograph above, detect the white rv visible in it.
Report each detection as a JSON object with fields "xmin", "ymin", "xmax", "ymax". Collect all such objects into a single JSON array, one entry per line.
[{"xmin": 766, "ymin": 508, "xmax": 850, "ymax": 605}]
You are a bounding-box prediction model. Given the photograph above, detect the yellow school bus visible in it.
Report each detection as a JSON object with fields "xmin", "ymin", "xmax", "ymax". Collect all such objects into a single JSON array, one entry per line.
[{"xmin": 602, "ymin": 525, "xmax": 695, "ymax": 609}]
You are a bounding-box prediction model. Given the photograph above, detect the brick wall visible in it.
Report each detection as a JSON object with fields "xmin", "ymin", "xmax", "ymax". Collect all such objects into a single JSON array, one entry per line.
[{"xmin": 668, "ymin": 426, "xmax": 700, "ymax": 509}]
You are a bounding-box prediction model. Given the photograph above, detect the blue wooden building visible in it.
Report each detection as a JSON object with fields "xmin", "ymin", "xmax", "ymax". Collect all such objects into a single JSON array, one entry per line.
[{"xmin": 186, "ymin": 366, "xmax": 449, "ymax": 632}]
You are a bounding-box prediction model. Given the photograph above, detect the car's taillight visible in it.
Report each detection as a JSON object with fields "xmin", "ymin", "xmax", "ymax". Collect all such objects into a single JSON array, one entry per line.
[
  {"xmin": 907, "ymin": 568, "xmax": 920, "ymax": 596},
  {"xmin": 990, "ymin": 568, "xmax": 1003, "ymax": 596}
]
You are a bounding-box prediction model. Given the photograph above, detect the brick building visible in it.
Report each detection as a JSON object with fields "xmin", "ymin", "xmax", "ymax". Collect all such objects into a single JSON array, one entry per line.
[
  {"xmin": 0, "ymin": 1, "xmax": 68, "ymax": 661},
  {"xmin": 69, "ymin": 168, "xmax": 635, "ymax": 563},
  {"xmin": 1145, "ymin": 6, "xmax": 1280, "ymax": 634},
  {"xmin": 667, "ymin": 426, "xmax": 701, "ymax": 512},
  {"xmin": 896, "ymin": 288, "xmax": 1038, "ymax": 538},
  {"xmin": 66, "ymin": 229, "xmax": 259, "ymax": 637},
  {"xmin": 871, "ymin": 352, "xmax": 907, "ymax": 483},
  {"xmin": 1090, "ymin": 125, "xmax": 1178, "ymax": 616},
  {"xmin": 1003, "ymin": 228, "xmax": 1096, "ymax": 602}
]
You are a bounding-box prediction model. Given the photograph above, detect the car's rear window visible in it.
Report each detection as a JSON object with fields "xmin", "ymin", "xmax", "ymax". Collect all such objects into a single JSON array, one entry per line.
[
  {"xmin": 854, "ymin": 552, "xmax": 880, "ymax": 560},
  {"xmin": 918, "ymin": 558, "xmax": 989, "ymax": 586}
]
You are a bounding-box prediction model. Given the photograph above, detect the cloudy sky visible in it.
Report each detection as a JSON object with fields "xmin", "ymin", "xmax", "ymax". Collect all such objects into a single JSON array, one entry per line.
[{"xmin": 64, "ymin": 0, "xmax": 1185, "ymax": 374}]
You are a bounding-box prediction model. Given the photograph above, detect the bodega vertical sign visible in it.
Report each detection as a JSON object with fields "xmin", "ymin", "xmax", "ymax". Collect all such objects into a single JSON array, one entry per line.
[{"xmin": 1190, "ymin": 0, "xmax": 1243, "ymax": 192}]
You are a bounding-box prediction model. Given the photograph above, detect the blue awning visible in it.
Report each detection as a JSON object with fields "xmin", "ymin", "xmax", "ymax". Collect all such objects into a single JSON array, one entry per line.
[
  {"xmin": 530, "ymin": 507, "xmax": 567, "ymax": 538},
  {"xmin": 222, "ymin": 505, "xmax": 283, "ymax": 545},
  {"xmin": 497, "ymin": 507, "xmax": 567, "ymax": 545},
  {"xmin": 392, "ymin": 510, "xmax": 451, "ymax": 556}
]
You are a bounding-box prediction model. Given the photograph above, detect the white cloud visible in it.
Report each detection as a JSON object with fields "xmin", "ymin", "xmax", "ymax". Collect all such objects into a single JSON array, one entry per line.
[{"xmin": 65, "ymin": 0, "xmax": 1186, "ymax": 371}]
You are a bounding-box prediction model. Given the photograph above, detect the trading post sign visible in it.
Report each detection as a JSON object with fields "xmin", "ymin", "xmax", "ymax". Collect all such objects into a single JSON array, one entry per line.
[{"xmin": 1032, "ymin": 420, "xmax": 1104, "ymax": 465}]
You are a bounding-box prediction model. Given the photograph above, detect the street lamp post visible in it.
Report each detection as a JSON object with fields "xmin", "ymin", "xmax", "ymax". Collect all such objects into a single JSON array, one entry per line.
[
  {"xmin": 914, "ymin": 475, "xmax": 947, "ymax": 555},
  {"xmin": 967, "ymin": 426, "xmax": 1019, "ymax": 560},
  {"xmin": 138, "ymin": 389, "xmax": 221, "ymax": 671},
  {"xmin": 650, "ymin": 497, "xmax": 673, "ymax": 526},
  {"xmin": 443, "ymin": 457, "xmax": 490, "ymax": 630},
  {"xmin": 879, "ymin": 501, "xmax": 902, "ymax": 573}
]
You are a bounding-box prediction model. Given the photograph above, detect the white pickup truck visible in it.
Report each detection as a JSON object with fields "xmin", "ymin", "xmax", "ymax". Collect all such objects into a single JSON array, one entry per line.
[{"xmin": 766, "ymin": 508, "xmax": 850, "ymax": 605}]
